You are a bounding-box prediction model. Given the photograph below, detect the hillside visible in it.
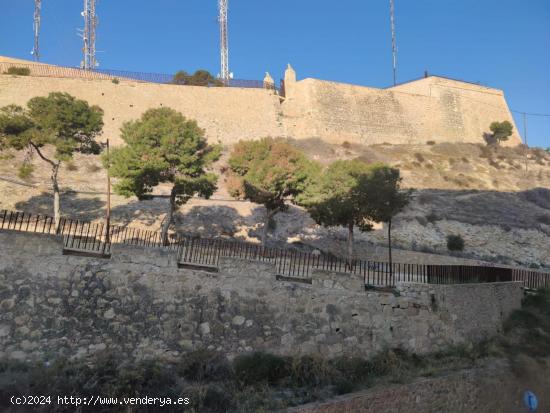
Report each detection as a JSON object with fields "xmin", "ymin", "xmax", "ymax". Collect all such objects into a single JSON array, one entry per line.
[{"xmin": 1, "ymin": 140, "xmax": 549, "ymax": 269}]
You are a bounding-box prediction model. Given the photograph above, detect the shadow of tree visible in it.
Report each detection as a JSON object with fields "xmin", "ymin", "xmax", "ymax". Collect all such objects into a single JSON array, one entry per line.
[
  {"xmin": 414, "ymin": 187, "xmax": 550, "ymax": 230},
  {"xmin": 110, "ymin": 197, "xmax": 167, "ymax": 228},
  {"xmin": 176, "ymin": 205, "xmax": 243, "ymax": 238},
  {"xmin": 15, "ymin": 190, "xmax": 105, "ymax": 221}
]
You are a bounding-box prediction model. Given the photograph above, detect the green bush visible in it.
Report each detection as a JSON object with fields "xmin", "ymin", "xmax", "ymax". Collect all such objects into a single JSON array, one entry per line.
[
  {"xmin": 17, "ymin": 164, "xmax": 34, "ymax": 180},
  {"xmin": 6, "ymin": 66, "xmax": 31, "ymax": 76},
  {"xmin": 177, "ymin": 350, "xmax": 231, "ymax": 382},
  {"xmin": 446, "ymin": 234, "xmax": 465, "ymax": 251},
  {"xmin": 112, "ymin": 78, "xmax": 120, "ymax": 84},
  {"xmin": 233, "ymin": 352, "xmax": 290, "ymax": 385}
]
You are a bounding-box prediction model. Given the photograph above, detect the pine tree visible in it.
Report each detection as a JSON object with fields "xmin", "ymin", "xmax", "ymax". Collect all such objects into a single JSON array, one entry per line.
[
  {"xmin": 227, "ymin": 138, "xmax": 319, "ymax": 245},
  {"xmin": 105, "ymin": 107, "xmax": 220, "ymax": 245},
  {"xmin": 0, "ymin": 93, "xmax": 104, "ymax": 229}
]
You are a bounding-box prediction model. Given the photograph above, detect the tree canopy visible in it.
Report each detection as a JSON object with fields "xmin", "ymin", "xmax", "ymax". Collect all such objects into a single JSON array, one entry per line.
[
  {"xmin": 300, "ymin": 160, "xmax": 409, "ymax": 266},
  {"xmin": 0, "ymin": 93, "xmax": 104, "ymax": 159},
  {"xmin": 105, "ymin": 107, "xmax": 220, "ymax": 243},
  {"xmin": 172, "ymin": 70, "xmax": 224, "ymax": 87},
  {"xmin": 299, "ymin": 159, "xmax": 376, "ymax": 263},
  {"xmin": 0, "ymin": 92, "xmax": 104, "ymax": 227},
  {"xmin": 228, "ymin": 137, "xmax": 319, "ymax": 244},
  {"xmin": 355, "ymin": 166, "xmax": 411, "ymax": 273},
  {"xmin": 489, "ymin": 121, "xmax": 514, "ymax": 145}
]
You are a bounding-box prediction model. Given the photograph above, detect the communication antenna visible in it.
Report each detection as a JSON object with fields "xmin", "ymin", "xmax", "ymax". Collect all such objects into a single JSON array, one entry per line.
[
  {"xmin": 32, "ymin": 0, "xmax": 41, "ymax": 61},
  {"xmin": 81, "ymin": 0, "xmax": 98, "ymax": 70},
  {"xmin": 390, "ymin": 0, "xmax": 397, "ymax": 85},
  {"xmin": 218, "ymin": 0, "xmax": 230, "ymax": 81}
]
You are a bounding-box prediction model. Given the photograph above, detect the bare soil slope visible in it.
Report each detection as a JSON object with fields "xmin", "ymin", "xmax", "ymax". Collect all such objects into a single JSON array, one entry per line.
[{"xmin": 1, "ymin": 141, "xmax": 549, "ymax": 268}]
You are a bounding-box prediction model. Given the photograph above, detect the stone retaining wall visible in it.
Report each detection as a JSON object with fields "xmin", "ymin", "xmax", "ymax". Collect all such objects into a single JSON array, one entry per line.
[{"xmin": 0, "ymin": 231, "xmax": 523, "ymax": 363}]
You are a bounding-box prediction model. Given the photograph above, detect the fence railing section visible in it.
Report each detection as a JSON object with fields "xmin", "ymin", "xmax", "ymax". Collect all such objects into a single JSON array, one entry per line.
[
  {"xmin": 0, "ymin": 62, "xmax": 274, "ymax": 91},
  {"xmin": 1, "ymin": 209, "xmax": 549, "ymax": 289}
]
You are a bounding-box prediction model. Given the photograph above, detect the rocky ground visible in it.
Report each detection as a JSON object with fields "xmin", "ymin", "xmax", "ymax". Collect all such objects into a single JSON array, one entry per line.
[{"xmin": 1, "ymin": 141, "xmax": 549, "ymax": 269}]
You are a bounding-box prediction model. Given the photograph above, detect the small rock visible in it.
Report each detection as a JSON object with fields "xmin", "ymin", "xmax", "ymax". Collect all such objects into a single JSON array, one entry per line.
[
  {"xmin": 199, "ymin": 322, "xmax": 210, "ymax": 335},
  {"xmin": 103, "ymin": 309, "xmax": 116, "ymax": 319},
  {"xmin": 232, "ymin": 316, "xmax": 245, "ymax": 326}
]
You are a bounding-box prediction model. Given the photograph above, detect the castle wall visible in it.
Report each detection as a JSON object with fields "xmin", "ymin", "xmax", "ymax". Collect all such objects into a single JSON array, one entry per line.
[
  {"xmin": 0, "ymin": 74, "xmax": 284, "ymax": 146},
  {"xmin": 0, "ymin": 56, "xmax": 522, "ymax": 147},
  {"xmin": 0, "ymin": 231, "xmax": 522, "ymax": 363},
  {"xmin": 281, "ymin": 77, "xmax": 522, "ymax": 146}
]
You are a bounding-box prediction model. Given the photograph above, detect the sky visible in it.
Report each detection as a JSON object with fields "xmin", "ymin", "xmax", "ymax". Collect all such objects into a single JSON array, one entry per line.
[{"xmin": 1, "ymin": 0, "xmax": 549, "ymax": 147}]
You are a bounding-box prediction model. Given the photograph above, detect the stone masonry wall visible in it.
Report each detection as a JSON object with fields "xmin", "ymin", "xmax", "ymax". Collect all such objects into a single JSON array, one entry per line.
[
  {"xmin": 1, "ymin": 56, "xmax": 522, "ymax": 148},
  {"xmin": 0, "ymin": 231, "xmax": 522, "ymax": 364},
  {"xmin": 0, "ymin": 72, "xmax": 284, "ymax": 146},
  {"xmin": 281, "ymin": 77, "xmax": 522, "ymax": 146}
]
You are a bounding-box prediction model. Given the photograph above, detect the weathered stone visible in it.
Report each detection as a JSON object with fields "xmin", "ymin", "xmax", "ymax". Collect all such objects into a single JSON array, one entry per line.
[
  {"xmin": 103, "ymin": 309, "xmax": 116, "ymax": 319},
  {"xmin": 232, "ymin": 316, "xmax": 245, "ymax": 326}
]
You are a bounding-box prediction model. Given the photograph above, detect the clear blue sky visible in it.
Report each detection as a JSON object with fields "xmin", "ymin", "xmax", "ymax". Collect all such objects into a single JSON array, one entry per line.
[{"xmin": 1, "ymin": 0, "xmax": 549, "ymax": 147}]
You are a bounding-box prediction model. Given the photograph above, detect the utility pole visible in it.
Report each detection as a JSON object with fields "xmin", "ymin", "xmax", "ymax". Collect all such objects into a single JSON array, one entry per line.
[
  {"xmin": 32, "ymin": 0, "xmax": 41, "ymax": 61},
  {"xmin": 390, "ymin": 0, "xmax": 397, "ymax": 86},
  {"xmin": 218, "ymin": 0, "xmax": 230, "ymax": 82},
  {"xmin": 81, "ymin": 0, "xmax": 98, "ymax": 70},
  {"xmin": 522, "ymin": 112, "xmax": 529, "ymax": 172},
  {"xmin": 105, "ymin": 139, "xmax": 111, "ymax": 247}
]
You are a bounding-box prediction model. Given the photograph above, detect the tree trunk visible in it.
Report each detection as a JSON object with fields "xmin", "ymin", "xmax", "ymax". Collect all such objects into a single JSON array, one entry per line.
[
  {"xmin": 347, "ymin": 222, "xmax": 354, "ymax": 270},
  {"xmin": 52, "ymin": 163, "xmax": 61, "ymax": 233},
  {"xmin": 388, "ymin": 219, "xmax": 393, "ymax": 278},
  {"xmin": 161, "ymin": 188, "xmax": 176, "ymax": 246},
  {"xmin": 261, "ymin": 209, "xmax": 275, "ymax": 246}
]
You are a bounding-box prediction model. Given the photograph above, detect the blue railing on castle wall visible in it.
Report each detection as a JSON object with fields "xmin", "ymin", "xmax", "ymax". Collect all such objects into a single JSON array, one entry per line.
[{"xmin": 0, "ymin": 62, "xmax": 275, "ymax": 91}]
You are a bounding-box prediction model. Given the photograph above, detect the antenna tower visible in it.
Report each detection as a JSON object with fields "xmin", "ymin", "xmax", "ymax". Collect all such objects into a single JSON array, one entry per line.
[
  {"xmin": 81, "ymin": 0, "xmax": 98, "ymax": 70},
  {"xmin": 218, "ymin": 0, "xmax": 229, "ymax": 81},
  {"xmin": 390, "ymin": 0, "xmax": 397, "ymax": 85},
  {"xmin": 32, "ymin": 0, "xmax": 41, "ymax": 61}
]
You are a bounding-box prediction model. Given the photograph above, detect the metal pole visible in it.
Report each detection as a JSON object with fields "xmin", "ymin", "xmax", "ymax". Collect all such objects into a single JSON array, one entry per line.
[
  {"xmin": 105, "ymin": 139, "xmax": 111, "ymax": 245},
  {"xmin": 523, "ymin": 112, "xmax": 529, "ymax": 172},
  {"xmin": 390, "ymin": 0, "xmax": 397, "ymax": 86}
]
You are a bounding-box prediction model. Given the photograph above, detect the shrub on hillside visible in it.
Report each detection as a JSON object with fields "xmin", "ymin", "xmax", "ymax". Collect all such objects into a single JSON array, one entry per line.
[
  {"xmin": 17, "ymin": 164, "xmax": 34, "ymax": 180},
  {"xmin": 426, "ymin": 140, "xmax": 436, "ymax": 145},
  {"xmin": 446, "ymin": 234, "xmax": 465, "ymax": 251},
  {"xmin": 414, "ymin": 153, "xmax": 425, "ymax": 163},
  {"xmin": 426, "ymin": 212, "xmax": 439, "ymax": 224},
  {"xmin": 233, "ymin": 352, "xmax": 290, "ymax": 385},
  {"xmin": 111, "ymin": 78, "xmax": 120, "ymax": 84},
  {"xmin": 6, "ymin": 66, "xmax": 30, "ymax": 76},
  {"xmin": 537, "ymin": 214, "xmax": 550, "ymax": 226}
]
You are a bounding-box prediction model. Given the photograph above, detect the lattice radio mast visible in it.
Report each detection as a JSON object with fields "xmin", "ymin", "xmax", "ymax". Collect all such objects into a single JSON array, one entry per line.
[
  {"xmin": 81, "ymin": 0, "xmax": 98, "ymax": 70},
  {"xmin": 218, "ymin": 0, "xmax": 230, "ymax": 81},
  {"xmin": 32, "ymin": 0, "xmax": 41, "ymax": 61},
  {"xmin": 390, "ymin": 0, "xmax": 397, "ymax": 85}
]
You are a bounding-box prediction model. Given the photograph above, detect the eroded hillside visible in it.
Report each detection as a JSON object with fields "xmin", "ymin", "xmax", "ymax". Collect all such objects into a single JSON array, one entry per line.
[{"xmin": 1, "ymin": 141, "xmax": 549, "ymax": 269}]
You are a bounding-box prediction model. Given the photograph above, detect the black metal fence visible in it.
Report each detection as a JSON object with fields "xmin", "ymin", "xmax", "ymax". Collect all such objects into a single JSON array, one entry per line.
[
  {"xmin": 1, "ymin": 209, "xmax": 549, "ymax": 289},
  {"xmin": 365, "ymin": 261, "xmax": 550, "ymax": 289},
  {"xmin": 0, "ymin": 62, "xmax": 274, "ymax": 91}
]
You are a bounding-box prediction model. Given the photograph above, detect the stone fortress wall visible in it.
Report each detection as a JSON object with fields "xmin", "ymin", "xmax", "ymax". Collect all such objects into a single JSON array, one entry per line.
[
  {"xmin": 281, "ymin": 65, "xmax": 523, "ymax": 146},
  {"xmin": 0, "ymin": 56, "xmax": 522, "ymax": 147},
  {"xmin": 0, "ymin": 231, "xmax": 522, "ymax": 363}
]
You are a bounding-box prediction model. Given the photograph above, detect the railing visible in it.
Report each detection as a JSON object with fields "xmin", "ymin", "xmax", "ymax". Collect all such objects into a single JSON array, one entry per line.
[
  {"xmin": 363, "ymin": 260, "xmax": 550, "ymax": 289},
  {"xmin": 0, "ymin": 62, "xmax": 275, "ymax": 91},
  {"xmin": 1, "ymin": 209, "xmax": 549, "ymax": 289}
]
